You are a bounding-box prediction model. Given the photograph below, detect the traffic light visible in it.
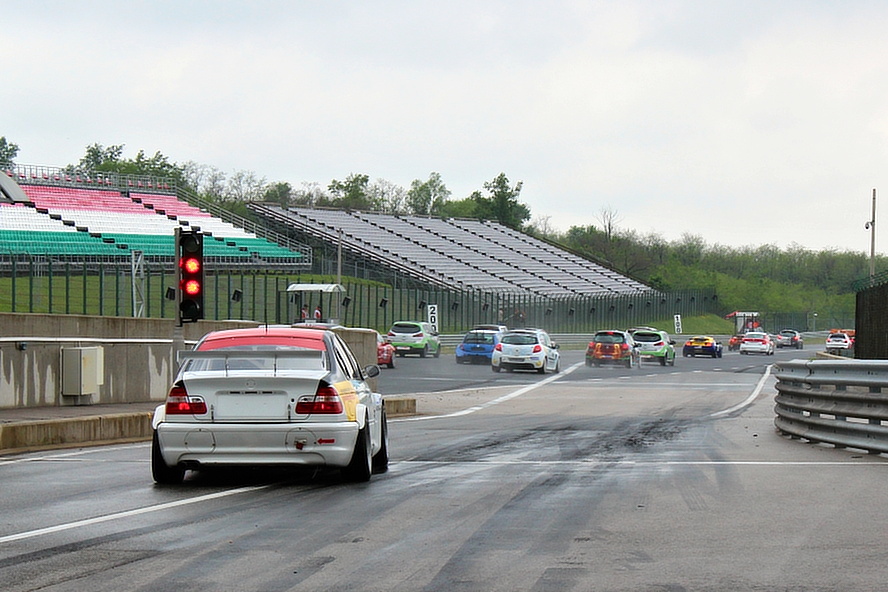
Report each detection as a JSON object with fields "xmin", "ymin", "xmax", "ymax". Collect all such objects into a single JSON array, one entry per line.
[{"xmin": 176, "ymin": 229, "xmax": 204, "ymax": 323}]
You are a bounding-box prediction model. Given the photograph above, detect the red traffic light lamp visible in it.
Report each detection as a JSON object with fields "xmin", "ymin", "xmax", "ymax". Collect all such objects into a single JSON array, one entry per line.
[{"xmin": 176, "ymin": 229, "xmax": 204, "ymax": 324}]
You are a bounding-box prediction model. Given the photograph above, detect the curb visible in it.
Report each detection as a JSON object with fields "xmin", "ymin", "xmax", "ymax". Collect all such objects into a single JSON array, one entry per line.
[
  {"xmin": 0, "ymin": 412, "xmax": 155, "ymax": 455},
  {"xmin": 0, "ymin": 396, "xmax": 417, "ymax": 455}
]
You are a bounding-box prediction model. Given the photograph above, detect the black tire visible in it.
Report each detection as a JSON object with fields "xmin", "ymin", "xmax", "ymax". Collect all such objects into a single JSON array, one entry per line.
[
  {"xmin": 537, "ymin": 364, "xmax": 546, "ymax": 374},
  {"xmin": 420, "ymin": 345, "xmax": 427, "ymax": 358},
  {"xmin": 343, "ymin": 424, "xmax": 372, "ymax": 482},
  {"xmin": 659, "ymin": 356, "xmax": 666, "ymax": 366},
  {"xmin": 372, "ymin": 412, "xmax": 389, "ymax": 474},
  {"xmin": 151, "ymin": 431, "xmax": 185, "ymax": 485},
  {"xmin": 669, "ymin": 354, "xmax": 676, "ymax": 366},
  {"xmin": 492, "ymin": 364, "xmax": 501, "ymax": 373},
  {"xmin": 387, "ymin": 358, "xmax": 395, "ymax": 369},
  {"xmin": 585, "ymin": 359, "xmax": 592, "ymax": 367},
  {"xmin": 433, "ymin": 345, "xmax": 440, "ymax": 358},
  {"xmin": 554, "ymin": 359, "xmax": 561, "ymax": 373}
]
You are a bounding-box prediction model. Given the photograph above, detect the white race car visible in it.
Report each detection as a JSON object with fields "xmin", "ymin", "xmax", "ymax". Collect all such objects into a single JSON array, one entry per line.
[{"xmin": 152, "ymin": 327, "xmax": 388, "ymax": 484}]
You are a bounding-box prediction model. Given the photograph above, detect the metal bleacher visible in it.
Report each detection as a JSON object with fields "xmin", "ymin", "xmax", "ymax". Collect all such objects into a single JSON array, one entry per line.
[{"xmin": 247, "ymin": 204, "xmax": 649, "ymax": 296}]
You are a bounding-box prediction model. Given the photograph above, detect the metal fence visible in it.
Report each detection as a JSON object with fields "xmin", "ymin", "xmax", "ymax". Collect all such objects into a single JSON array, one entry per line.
[{"xmin": 0, "ymin": 255, "xmax": 721, "ymax": 334}]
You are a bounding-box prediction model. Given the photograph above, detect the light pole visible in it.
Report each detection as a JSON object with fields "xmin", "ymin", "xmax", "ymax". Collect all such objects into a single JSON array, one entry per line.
[{"xmin": 865, "ymin": 188, "xmax": 876, "ymax": 278}]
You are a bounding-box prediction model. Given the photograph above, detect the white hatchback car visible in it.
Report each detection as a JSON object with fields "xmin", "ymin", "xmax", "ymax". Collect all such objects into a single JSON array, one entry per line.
[
  {"xmin": 151, "ymin": 327, "xmax": 388, "ymax": 484},
  {"xmin": 739, "ymin": 331, "xmax": 776, "ymax": 355},
  {"xmin": 491, "ymin": 329, "xmax": 560, "ymax": 374}
]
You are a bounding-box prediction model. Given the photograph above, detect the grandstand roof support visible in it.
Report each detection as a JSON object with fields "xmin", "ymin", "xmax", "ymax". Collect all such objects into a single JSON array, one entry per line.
[{"xmin": 0, "ymin": 171, "xmax": 30, "ymax": 203}]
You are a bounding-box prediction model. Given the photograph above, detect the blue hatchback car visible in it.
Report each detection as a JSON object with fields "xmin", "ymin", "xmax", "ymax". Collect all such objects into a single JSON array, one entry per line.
[{"xmin": 455, "ymin": 329, "xmax": 501, "ymax": 364}]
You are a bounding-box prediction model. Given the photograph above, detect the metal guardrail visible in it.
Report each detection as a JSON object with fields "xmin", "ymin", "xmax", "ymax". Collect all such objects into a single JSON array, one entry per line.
[{"xmin": 774, "ymin": 359, "xmax": 888, "ymax": 454}]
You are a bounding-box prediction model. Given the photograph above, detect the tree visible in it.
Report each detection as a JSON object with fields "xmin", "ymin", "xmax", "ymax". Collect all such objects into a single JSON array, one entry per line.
[
  {"xmin": 368, "ymin": 178, "xmax": 408, "ymax": 214},
  {"xmin": 263, "ymin": 181, "xmax": 293, "ymax": 207},
  {"xmin": 182, "ymin": 162, "xmax": 226, "ymax": 200},
  {"xmin": 72, "ymin": 143, "xmax": 185, "ymax": 186},
  {"xmin": 439, "ymin": 197, "xmax": 478, "ymax": 218},
  {"xmin": 471, "ymin": 173, "xmax": 529, "ymax": 229},
  {"xmin": 0, "ymin": 136, "xmax": 20, "ymax": 167},
  {"xmin": 77, "ymin": 143, "xmax": 125, "ymax": 171},
  {"xmin": 224, "ymin": 169, "xmax": 267, "ymax": 203},
  {"xmin": 328, "ymin": 173, "xmax": 373, "ymax": 210},
  {"xmin": 406, "ymin": 172, "xmax": 451, "ymax": 216},
  {"xmin": 292, "ymin": 181, "xmax": 330, "ymax": 207}
]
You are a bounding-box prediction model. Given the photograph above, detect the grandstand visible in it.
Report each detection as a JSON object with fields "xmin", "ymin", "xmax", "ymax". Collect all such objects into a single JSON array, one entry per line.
[
  {"xmin": 247, "ymin": 204, "xmax": 650, "ymax": 297},
  {"xmin": 0, "ymin": 165, "xmax": 309, "ymax": 268},
  {"xmin": 1, "ymin": 164, "xmax": 649, "ymax": 302}
]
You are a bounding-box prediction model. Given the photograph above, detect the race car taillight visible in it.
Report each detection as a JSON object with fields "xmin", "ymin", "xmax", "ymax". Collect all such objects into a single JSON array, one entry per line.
[
  {"xmin": 295, "ymin": 384, "xmax": 344, "ymax": 414},
  {"xmin": 620, "ymin": 343, "xmax": 630, "ymax": 351},
  {"xmin": 494, "ymin": 344, "xmax": 503, "ymax": 351},
  {"xmin": 532, "ymin": 344, "xmax": 543, "ymax": 353},
  {"xmin": 165, "ymin": 383, "xmax": 208, "ymax": 415}
]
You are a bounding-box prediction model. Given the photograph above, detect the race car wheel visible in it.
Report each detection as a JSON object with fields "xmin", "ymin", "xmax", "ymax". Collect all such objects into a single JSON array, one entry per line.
[
  {"xmin": 151, "ymin": 431, "xmax": 185, "ymax": 485},
  {"xmin": 420, "ymin": 345, "xmax": 428, "ymax": 358},
  {"xmin": 492, "ymin": 364, "xmax": 501, "ymax": 373},
  {"xmin": 372, "ymin": 412, "xmax": 389, "ymax": 474},
  {"xmin": 343, "ymin": 424, "xmax": 372, "ymax": 482}
]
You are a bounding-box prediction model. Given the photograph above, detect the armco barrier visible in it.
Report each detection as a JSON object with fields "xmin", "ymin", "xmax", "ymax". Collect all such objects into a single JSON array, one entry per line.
[{"xmin": 774, "ymin": 359, "xmax": 888, "ymax": 454}]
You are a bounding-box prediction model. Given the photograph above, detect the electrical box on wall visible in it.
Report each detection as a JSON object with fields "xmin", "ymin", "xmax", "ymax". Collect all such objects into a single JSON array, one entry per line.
[{"xmin": 62, "ymin": 347, "xmax": 105, "ymax": 396}]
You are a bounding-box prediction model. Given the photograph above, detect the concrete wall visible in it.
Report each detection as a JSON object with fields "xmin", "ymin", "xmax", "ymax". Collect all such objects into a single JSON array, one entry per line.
[{"xmin": 0, "ymin": 313, "xmax": 379, "ymax": 409}]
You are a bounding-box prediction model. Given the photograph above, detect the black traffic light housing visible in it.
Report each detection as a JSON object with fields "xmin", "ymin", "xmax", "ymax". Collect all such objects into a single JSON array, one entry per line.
[{"xmin": 176, "ymin": 228, "xmax": 204, "ymax": 324}]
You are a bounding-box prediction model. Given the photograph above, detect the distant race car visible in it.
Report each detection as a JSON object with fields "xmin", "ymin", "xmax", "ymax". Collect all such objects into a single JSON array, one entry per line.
[
  {"xmin": 682, "ymin": 335, "xmax": 723, "ymax": 358},
  {"xmin": 586, "ymin": 329, "xmax": 640, "ymax": 368}
]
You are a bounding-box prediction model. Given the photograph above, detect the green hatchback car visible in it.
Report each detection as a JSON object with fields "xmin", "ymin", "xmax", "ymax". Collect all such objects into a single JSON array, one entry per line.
[
  {"xmin": 629, "ymin": 327, "xmax": 676, "ymax": 366},
  {"xmin": 387, "ymin": 321, "xmax": 441, "ymax": 358}
]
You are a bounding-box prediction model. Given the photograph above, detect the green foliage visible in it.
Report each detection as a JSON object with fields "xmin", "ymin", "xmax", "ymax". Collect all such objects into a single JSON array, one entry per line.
[
  {"xmin": 72, "ymin": 143, "xmax": 186, "ymax": 185},
  {"xmin": 406, "ymin": 172, "xmax": 451, "ymax": 216},
  {"xmin": 263, "ymin": 181, "xmax": 293, "ymax": 207},
  {"xmin": 553, "ymin": 222, "xmax": 864, "ymax": 321},
  {"xmin": 440, "ymin": 197, "xmax": 479, "ymax": 218},
  {"xmin": 471, "ymin": 173, "xmax": 529, "ymax": 229},
  {"xmin": 0, "ymin": 136, "xmax": 20, "ymax": 167},
  {"xmin": 328, "ymin": 173, "xmax": 373, "ymax": 210}
]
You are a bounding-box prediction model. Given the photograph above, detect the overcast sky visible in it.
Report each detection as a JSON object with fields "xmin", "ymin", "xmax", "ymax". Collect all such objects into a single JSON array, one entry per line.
[{"xmin": 5, "ymin": 1, "xmax": 888, "ymax": 254}]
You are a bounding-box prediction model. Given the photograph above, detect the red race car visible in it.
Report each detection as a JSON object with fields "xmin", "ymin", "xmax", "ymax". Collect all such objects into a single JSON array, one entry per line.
[{"xmin": 376, "ymin": 331, "xmax": 396, "ymax": 368}]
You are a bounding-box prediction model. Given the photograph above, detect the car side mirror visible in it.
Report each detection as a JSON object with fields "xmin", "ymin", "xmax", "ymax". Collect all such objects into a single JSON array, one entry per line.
[{"xmin": 364, "ymin": 364, "xmax": 380, "ymax": 378}]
